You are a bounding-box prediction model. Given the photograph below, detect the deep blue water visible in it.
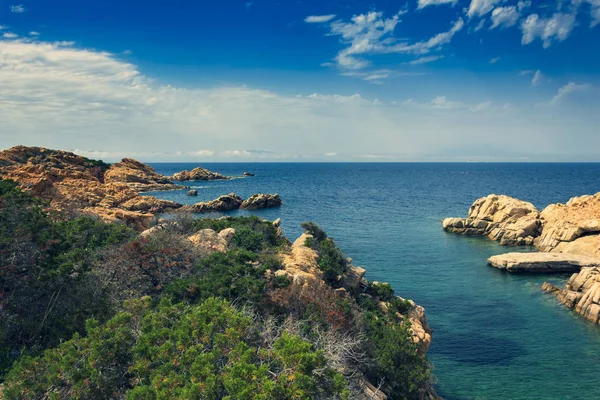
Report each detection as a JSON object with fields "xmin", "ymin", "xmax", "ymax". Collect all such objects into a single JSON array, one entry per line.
[{"xmin": 148, "ymin": 163, "xmax": 600, "ymax": 400}]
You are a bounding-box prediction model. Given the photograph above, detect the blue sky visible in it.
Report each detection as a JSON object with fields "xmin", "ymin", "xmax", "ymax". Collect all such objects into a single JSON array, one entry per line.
[{"xmin": 0, "ymin": 0, "xmax": 599, "ymax": 161}]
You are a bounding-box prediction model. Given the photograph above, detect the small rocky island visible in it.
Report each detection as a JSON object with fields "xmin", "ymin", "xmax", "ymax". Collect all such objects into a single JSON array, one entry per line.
[
  {"xmin": 171, "ymin": 166, "xmax": 230, "ymax": 181},
  {"xmin": 444, "ymin": 193, "xmax": 600, "ymax": 325}
]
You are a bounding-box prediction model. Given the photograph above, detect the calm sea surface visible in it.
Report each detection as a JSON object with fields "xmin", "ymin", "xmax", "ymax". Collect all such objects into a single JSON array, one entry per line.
[{"xmin": 148, "ymin": 163, "xmax": 600, "ymax": 400}]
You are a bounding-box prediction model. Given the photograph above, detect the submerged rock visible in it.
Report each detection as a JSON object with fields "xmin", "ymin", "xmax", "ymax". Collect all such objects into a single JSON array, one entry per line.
[
  {"xmin": 240, "ymin": 193, "xmax": 282, "ymax": 209},
  {"xmin": 442, "ymin": 194, "xmax": 541, "ymax": 246},
  {"xmin": 187, "ymin": 189, "xmax": 198, "ymax": 196},
  {"xmin": 172, "ymin": 167, "xmax": 230, "ymax": 181},
  {"xmin": 488, "ymin": 252, "xmax": 600, "ymax": 273}
]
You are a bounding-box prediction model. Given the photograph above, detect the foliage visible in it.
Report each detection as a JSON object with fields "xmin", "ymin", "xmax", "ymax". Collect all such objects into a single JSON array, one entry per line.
[
  {"xmin": 4, "ymin": 297, "xmax": 349, "ymax": 400},
  {"xmin": 0, "ymin": 180, "xmax": 135, "ymax": 376},
  {"xmin": 194, "ymin": 216, "xmax": 286, "ymax": 250},
  {"xmin": 301, "ymin": 222, "xmax": 347, "ymax": 286}
]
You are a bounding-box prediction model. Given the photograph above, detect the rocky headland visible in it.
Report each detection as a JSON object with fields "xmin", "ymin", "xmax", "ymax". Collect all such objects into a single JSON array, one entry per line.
[{"xmin": 444, "ymin": 192, "xmax": 600, "ymax": 325}]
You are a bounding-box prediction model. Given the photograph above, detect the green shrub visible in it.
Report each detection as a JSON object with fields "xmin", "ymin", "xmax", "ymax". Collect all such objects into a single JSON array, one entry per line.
[
  {"xmin": 194, "ymin": 216, "xmax": 285, "ymax": 249},
  {"xmin": 4, "ymin": 297, "xmax": 349, "ymax": 400}
]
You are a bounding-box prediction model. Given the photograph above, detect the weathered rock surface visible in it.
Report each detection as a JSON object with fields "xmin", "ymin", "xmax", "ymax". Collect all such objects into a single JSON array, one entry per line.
[
  {"xmin": 104, "ymin": 158, "xmax": 181, "ymax": 192},
  {"xmin": 488, "ymin": 252, "xmax": 600, "ymax": 273},
  {"xmin": 0, "ymin": 146, "xmax": 182, "ymax": 230},
  {"xmin": 543, "ymin": 267, "xmax": 600, "ymax": 325},
  {"xmin": 535, "ymin": 193, "xmax": 600, "ymax": 253},
  {"xmin": 187, "ymin": 189, "xmax": 198, "ymax": 196},
  {"xmin": 188, "ymin": 228, "xmax": 235, "ymax": 254},
  {"xmin": 442, "ymin": 194, "xmax": 541, "ymax": 245},
  {"xmin": 180, "ymin": 193, "xmax": 243, "ymax": 213},
  {"xmin": 240, "ymin": 193, "xmax": 282, "ymax": 209},
  {"xmin": 172, "ymin": 167, "xmax": 230, "ymax": 181}
]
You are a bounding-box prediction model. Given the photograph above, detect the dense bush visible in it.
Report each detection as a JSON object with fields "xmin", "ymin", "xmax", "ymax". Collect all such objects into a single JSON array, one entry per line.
[
  {"xmin": 4, "ymin": 297, "xmax": 349, "ymax": 400},
  {"xmin": 0, "ymin": 180, "xmax": 134, "ymax": 376},
  {"xmin": 194, "ymin": 215, "xmax": 286, "ymax": 250}
]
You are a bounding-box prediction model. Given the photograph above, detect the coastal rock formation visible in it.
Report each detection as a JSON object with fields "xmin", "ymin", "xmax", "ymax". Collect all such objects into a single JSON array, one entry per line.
[
  {"xmin": 172, "ymin": 167, "xmax": 230, "ymax": 181},
  {"xmin": 270, "ymin": 233, "xmax": 432, "ymax": 355},
  {"xmin": 180, "ymin": 193, "xmax": 283, "ymax": 213},
  {"xmin": 535, "ymin": 193, "xmax": 600, "ymax": 253},
  {"xmin": 240, "ymin": 193, "xmax": 282, "ymax": 209},
  {"xmin": 543, "ymin": 267, "xmax": 600, "ymax": 324},
  {"xmin": 488, "ymin": 252, "xmax": 600, "ymax": 273},
  {"xmin": 180, "ymin": 193, "xmax": 243, "ymax": 213},
  {"xmin": 104, "ymin": 158, "xmax": 181, "ymax": 192},
  {"xmin": 187, "ymin": 189, "xmax": 198, "ymax": 196},
  {"xmin": 188, "ymin": 228, "xmax": 234, "ymax": 254},
  {"xmin": 0, "ymin": 146, "xmax": 182, "ymax": 229},
  {"xmin": 243, "ymin": 172, "xmax": 255, "ymax": 176},
  {"xmin": 442, "ymin": 194, "xmax": 541, "ymax": 245}
]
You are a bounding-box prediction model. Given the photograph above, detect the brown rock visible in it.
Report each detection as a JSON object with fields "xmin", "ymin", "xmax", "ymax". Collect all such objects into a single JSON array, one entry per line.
[
  {"xmin": 188, "ymin": 228, "xmax": 231, "ymax": 254},
  {"xmin": 104, "ymin": 158, "xmax": 181, "ymax": 192},
  {"xmin": 488, "ymin": 252, "xmax": 600, "ymax": 273},
  {"xmin": 180, "ymin": 193, "xmax": 243, "ymax": 213},
  {"xmin": 172, "ymin": 167, "xmax": 230, "ymax": 181},
  {"xmin": 544, "ymin": 267, "xmax": 600, "ymax": 325},
  {"xmin": 0, "ymin": 146, "xmax": 182, "ymax": 230},
  {"xmin": 442, "ymin": 194, "xmax": 541, "ymax": 246},
  {"xmin": 240, "ymin": 193, "xmax": 282, "ymax": 209}
]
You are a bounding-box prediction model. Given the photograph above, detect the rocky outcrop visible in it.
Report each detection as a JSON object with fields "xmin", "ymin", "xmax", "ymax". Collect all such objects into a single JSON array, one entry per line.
[
  {"xmin": 243, "ymin": 172, "xmax": 255, "ymax": 177},
  {"xmin": 535, "ymin": 193, "xmax": 600, "ymax": 253},
  {"xmin": 171, "ymin": 167, "xmax": 230, "ymax": 181},
  {"xmin": 180, "ymin": 193, "xmax": 243, "ymax": 213},
  {"xmin": 240, "ymin": 193, "xmax": 282, "ymax": 209},
  {"xmin": 488, "ymin": 252, "xmax": 600, "ymax": 273},
  {"xmin": 543, "ymin": 267, "xmax": 600, "ymax": 325},
  {"xmin": 0, "ymin": 146, "xmax": 182, "ymax": 230},
  {"xmin": 187, "ymin": 228, "xmax": 235, "ymax": 254},
  {"xmin": 180, "ymin": 193, "xmax": 282, "ymax": 213},
  {"xmin": 104, "ymin": 158, "xmax": 181, "ymax": 192},
  {"xmin": 442, "ymin": 194, "xmax": 541, "ymax": 245},
  {"xmin": 187, "ymin": 190, "xmax": 198, "ymax": 196}
]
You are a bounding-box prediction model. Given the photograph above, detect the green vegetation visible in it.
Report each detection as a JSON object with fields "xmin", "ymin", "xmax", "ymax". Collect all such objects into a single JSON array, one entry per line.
[
  {"xmin": 301, "ymin": 222, "xmax": 347, "ymax": 285},
  {"xmin": 4, "ymin": 297, "xmax": 348, "ymax": 400},
  {"xmin": 0, "ymin": 180, "xmax": 433, "ymax": 399}
]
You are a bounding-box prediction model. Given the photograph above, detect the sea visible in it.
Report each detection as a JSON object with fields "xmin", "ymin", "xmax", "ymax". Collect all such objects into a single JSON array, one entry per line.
[{"xmin": 148, "ymin": 162, "xmax": 600, "ymax": 400}]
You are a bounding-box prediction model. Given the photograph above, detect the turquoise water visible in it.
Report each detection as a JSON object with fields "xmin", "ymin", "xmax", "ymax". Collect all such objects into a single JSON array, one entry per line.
[{"xmin": 149, "ymin": 163, "xmax": 600, "ymax": 400}]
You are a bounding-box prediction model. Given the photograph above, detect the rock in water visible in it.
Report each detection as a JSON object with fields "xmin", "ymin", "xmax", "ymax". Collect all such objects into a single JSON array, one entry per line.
[
  {"xmin": 243, "ymin": 172, "xmax": 255, "ymax": 176},
  {"xmin": 544, "ymin": 267, "xmax": 600, "ymax": 324},
  {"xmin": 240, "ymin": 193, "xmax": 282, "ymax": 209},
  {"xmin": 180, "ymin": 193, "xmax": 243, "ymax": 213},
  {"xmin": 442, "ymin": 194, "xmax": 541, "ymax": 245},
  {"xmin": 187, "ymin": 189, "xmax": 198, "ymax": 196},
  {"xmin": 488, "ymin": 252, "xmax": 600, "ymax": 273},
  {"xmin": 172, "ymin": 167, "xmax": 230, "ymax": 181}
]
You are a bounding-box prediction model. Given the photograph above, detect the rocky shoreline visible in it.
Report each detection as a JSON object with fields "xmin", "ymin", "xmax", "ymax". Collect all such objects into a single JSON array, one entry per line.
[
  {"xmin": 444, "ymin": 193, "xmax": 600, "ymax": 325},
  {"xmin": 0, "ymin": 146, "xmax": 279, "ymax": 230}
]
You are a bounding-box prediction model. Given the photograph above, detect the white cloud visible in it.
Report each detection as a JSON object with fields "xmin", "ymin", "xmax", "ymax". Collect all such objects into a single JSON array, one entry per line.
[
  {"xmin": 491, "ymin": 6, "xmax": 521, "ymax": 29},
  {"xmin": 0, "ymin": 36, "xmax": 598, "ymax": 161},
  {"xmin": 550, "ymin": 82, "xmax": 592, "ymax": 104},
  {"xmin": 473, "ymin": 19, "xmax": 487, "ymax": 32},
  {"xmin": 467, "ymin": 0, "xmax": 502, "ymax": 18},
  {"xmin": 531, "ymin": 70, "xmax": 543, "ymax": 86},
  {"xmin": 3, "ymin": 32, "xmax": 18, "ymax": 38},
  {"xmin": 517, "ymin": 1, "xmax": 532, "ymax": 12},
  {"xmin": 519, "ymin": 69, "xmax": 533, "ymax": 76},
  {"xmin": 408, "ymin": 55, "xmax": 444, "ymax": 65},
  {"xmin": 417, "ymin": 0, "xmax": 457, "ymax": 9},
  {"xmin": 0, "ymin": 25, "xmax": 7, "ymax": 30},
  {"xmin": 584, "ymin": 0, "xmax": 600, "ymax": 27},
  {"xmin": 10, "ymin": 4, "xmax": 25, "ymax": 13},
  {"xmin": 521, "ymin": 13, "xmax": 576, "ymax": 48},
  {"xmin": 29, "ymin": 31, "xmax": 40, "ymax": 36},
  {"xmin": 324, "ymin": 152, "xmax": 337, "ymax": 156},
  {"xmin": 304, "ymin": 15, "xmax": 336, "ymax": 23},
  {"xmin": 489, "ymin": 56, "xmax": 500, "ymax": 64},
  {"xmin": 317, "ymin": 11, "xmax": 463, "ymax": 70}
]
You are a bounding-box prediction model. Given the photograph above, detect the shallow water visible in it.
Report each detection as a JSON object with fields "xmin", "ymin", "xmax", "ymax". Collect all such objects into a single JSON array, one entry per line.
[{"xmin": 149, "ymin": 162, "xmax": 600, "ymax": 400}]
